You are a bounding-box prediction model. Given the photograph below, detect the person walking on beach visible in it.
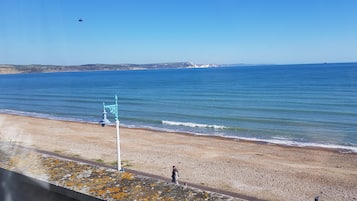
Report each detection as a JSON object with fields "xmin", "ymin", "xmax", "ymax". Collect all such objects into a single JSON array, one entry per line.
[{"xmin": 171, "ymin": 165, "xmax": 179, "ymax": 185}]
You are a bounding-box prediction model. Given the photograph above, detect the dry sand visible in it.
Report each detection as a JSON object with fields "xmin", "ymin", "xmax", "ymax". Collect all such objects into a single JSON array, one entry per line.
[{"xmin": 0, "ymin": 114, "xmax": 356, "ymax": 201}]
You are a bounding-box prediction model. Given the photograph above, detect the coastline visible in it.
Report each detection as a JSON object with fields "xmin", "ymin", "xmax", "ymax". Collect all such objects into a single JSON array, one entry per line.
[
  {"xmin": 0, "ymin": 113, "xmax": 356, "ymax": 200},
  {"xmin": 125, "ymin": 126, "xmax": 356, "ymax": 155},
  {"xmin": 2, "ymin": 108, "xmax": 356, "ymax": 154}
]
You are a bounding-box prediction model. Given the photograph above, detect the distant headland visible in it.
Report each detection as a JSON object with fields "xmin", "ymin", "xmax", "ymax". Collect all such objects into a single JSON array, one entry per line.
[
  {"xmin": 1, "ymin": 62, "xmax": 355, "ymax": 74},
  {"xmin": 0, "ymin": 62, "xmax": 219, "ymax": 74}
]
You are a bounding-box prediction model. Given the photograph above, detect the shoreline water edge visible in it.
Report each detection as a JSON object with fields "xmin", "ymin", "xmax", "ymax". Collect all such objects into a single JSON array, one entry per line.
[
  {"xmin": 1, "ymin": 113, "xmax": 357, "ymax": 201},
  {"xmin": 1, "ymin": 109, "xmax": 356, "ymax": 153}
]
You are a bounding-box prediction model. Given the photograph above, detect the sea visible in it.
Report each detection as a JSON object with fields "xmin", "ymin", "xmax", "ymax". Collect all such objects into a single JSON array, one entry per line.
[{"xmin": 0, "ymin": 63, "xmax": 356, "ymax": 152}]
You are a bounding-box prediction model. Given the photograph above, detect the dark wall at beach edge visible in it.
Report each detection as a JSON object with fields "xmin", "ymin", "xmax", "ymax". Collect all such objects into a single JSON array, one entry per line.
[{"xmin": 0, "ymin": 62, "xmax": 219, "ymax": 74}]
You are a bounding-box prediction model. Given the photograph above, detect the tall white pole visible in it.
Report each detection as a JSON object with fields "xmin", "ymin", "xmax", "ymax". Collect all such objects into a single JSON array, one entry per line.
[
  {"xmin": 116, "ymin": 119, "xmax": 121, "ymax": 171},
  {"xmin": 102, "ymin": 95, "xmax": 121, "ymax": 171}
]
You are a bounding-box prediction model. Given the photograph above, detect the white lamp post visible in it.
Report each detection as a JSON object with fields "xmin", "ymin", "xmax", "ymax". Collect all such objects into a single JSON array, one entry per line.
[{"xmin": 99, "ymin": 95, "xmax": 122, "ymax": 171}]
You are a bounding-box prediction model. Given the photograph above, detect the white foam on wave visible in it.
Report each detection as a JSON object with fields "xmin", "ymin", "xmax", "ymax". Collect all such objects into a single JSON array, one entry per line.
[
  {"xmin": 162, "ymin": 120, "xmax": 226, "ymax": 129},
  {"xmin": 0, "ymin": 109, "xmax": 85, "ymax": 123},
  {"xmin": 1, "ymin": 109, "xmax": 51, "ymax": 118},
  {"xmin": 257, "ymin": 137, "xmax": 357, "ymax": 153}
]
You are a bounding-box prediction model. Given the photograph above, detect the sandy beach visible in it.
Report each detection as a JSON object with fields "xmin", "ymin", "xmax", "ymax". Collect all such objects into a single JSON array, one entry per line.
[{"xmin": 0, "ymin": 114, "xmax": 356, "ymax": 201}]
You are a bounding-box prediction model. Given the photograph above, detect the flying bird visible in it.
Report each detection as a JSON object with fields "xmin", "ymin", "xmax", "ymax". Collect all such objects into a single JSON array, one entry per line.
[{"xmin": 78, "ymin": 18, "xmax": 83, "ymax": 22}]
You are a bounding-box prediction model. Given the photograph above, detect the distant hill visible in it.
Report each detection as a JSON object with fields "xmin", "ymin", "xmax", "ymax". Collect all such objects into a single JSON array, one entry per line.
[{"xmin": 0, "ymin": 62, "xmax": 218, "ymax": 74}]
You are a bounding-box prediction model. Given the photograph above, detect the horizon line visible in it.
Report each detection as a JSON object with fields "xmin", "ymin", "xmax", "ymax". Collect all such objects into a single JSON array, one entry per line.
[{"xmin": 1, "ymin": 61, "xmax": 357, "ymax": 67}]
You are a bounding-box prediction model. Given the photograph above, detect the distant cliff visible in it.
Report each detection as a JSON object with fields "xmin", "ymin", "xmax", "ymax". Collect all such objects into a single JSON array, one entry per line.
[{"xmin": 0, "ymin": 62, "xmax": 218, "ymax": 74}]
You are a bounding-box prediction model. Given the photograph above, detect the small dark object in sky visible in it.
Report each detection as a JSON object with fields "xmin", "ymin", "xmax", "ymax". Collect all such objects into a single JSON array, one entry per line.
[{"xmin": 78, "ymin": 18, "xmax": 83, "ymax": 22}]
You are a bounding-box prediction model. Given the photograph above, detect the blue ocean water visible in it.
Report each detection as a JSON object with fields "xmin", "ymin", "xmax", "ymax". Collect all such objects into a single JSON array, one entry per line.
[{"xmin": 0, "ymin": 63, "xmax": 356, "ymax": 152}]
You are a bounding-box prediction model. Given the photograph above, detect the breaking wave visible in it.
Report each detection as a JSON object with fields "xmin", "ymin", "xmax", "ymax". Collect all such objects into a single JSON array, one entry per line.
[{"xmin": 162, "ymin": 120, "xmax": 226, "ymax": 129}]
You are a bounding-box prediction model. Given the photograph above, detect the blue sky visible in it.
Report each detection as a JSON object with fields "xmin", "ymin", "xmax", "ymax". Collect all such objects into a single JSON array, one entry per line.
[{"xmin": 1, "ymin": 0, "xmax": 356, "ymax": 65}]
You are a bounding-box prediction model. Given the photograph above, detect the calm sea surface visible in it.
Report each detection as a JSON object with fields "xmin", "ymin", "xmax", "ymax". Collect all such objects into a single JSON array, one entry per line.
[{"xmin": 0, "ymin": 63, "xmax": 356, "ymax": 152}]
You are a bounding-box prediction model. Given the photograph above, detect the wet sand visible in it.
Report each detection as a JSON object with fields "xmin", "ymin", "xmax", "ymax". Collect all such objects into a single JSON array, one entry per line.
[{"xmin": 0, "ymin": 114, "xmax": 356, "ymax": 201}]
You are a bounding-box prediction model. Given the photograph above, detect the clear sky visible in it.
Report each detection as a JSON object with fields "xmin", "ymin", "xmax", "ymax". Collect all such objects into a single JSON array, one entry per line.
[{"xmin": 1, "ymin": 0, "xmax": 357, "ymax": 65}]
